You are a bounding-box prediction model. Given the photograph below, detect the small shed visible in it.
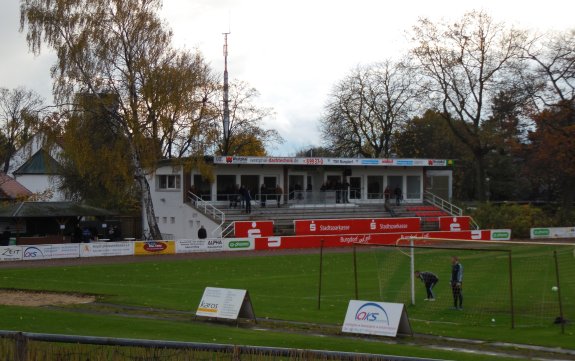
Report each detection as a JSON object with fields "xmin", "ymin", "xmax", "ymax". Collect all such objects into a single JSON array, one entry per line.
[{"xmin": 0, "ymin": 201, "xmax": 116, "ymax": 244}]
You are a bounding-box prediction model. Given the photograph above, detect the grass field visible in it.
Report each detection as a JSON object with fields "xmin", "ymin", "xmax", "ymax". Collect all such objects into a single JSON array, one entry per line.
[{"xmin": 0, "ymin": 244, "xmax": 574, "ymax": 360}]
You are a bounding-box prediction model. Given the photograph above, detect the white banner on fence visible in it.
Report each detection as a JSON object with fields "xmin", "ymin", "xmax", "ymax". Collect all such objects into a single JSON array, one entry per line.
[
  {"xmin": 176, "ymin": 238, "xmax": 254, "ymax": 253},
  {"xmin": 0, "ymin": 246, "xmax": 23, "ymax": 262},
  {"xmin": 80, "ymin": 241, "xmax": 134, "ymax": 257},
  {"xmin": 21, "ymin": 244, "xmax": 80, "ymax": 261},
  {"xmin": 342, "ymin": 300, "xmax": 412, "ymax": 337},
  {"xmin": 531, "ymin": 227, "xmax": 575, "ymax": 239}
]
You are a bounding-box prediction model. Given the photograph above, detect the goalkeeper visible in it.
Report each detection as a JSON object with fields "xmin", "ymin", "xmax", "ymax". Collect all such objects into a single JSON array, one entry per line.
[{"xmin": 415, "ymin": 270, "xmax": 439, "ymax": 301}]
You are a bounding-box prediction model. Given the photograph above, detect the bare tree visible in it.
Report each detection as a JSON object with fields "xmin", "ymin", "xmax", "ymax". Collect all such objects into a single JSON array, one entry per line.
[
  {"xmin": 410, "ymin": 10, "xmax": 527, "ymax": 200},
  {"xmin": 215, "ymin": 80, "xmax": 283, "ymax": 156},
  {"xmin": 521, "ymin": 29, "xmax": 575, "ymax": 109},
  {"xmin": 0, "ymin": 87, "xmax": 44, "ymax": 173},
  {"xmin": 321, "ymin": 59, "xmax": 422, "ymax": 158}
]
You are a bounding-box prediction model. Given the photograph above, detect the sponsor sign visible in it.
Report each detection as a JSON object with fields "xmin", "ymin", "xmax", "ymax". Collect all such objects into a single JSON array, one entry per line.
[
  {"xmin": 490, "ymin": 229, "xmax": 512, "ymax": 241},
  {"xmin": 531, "ymin": 227, "xmax": 575, "ymax": 239},
  {"xmin": 80, "ymin": 241, "xmax": 134, "ymax": 258},
  {"xmin": 21, "ymin": 244, "xmax": 79, "ymax": 261},
  {"xmin": 213, "ymin": 156, "xmax": 448, "ymax": 167},
  {"xmin": 0, "ymin": 246, "xmax": 23, "ymax": 262},
  {"xmin": 234, "ymin": 221, "xmax": 274, "ymax": 238},
  {"xmin": 134, "ymin": 241, "xmax": 175, "ymax": 256},
  {"xmin": 254, "ymin": 229, "xmax": 512, "ymax": 250},
  {"xmin": 294, "ymin": 218, "xmax": 421, "ymax": 236},
  {"xmin": 342, "ymin": 300, "xmax": 412, "ymax": 337},
  {"xmin": 176, "ymin": 238, "xmax": 254, "ymax": 253},
  {"xmin": 196, "ymin": 287, "xmax": 256, "ymax": 321},
  {"xmin": 438, "ymin": 216, "xmax": 471, "ymax": 232}
]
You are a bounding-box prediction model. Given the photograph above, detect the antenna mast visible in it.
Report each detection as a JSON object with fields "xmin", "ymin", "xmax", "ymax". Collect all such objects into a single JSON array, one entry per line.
[{"xmin": 222, "ymin": 32, "xmax": 230, "ymax": 154}]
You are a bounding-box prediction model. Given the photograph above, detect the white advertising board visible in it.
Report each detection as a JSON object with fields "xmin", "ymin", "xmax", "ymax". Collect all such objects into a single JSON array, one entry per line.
[
  {"xmin": 342, "ymin": 300, "xmax": 412, "ymax": 337},
  {"xmin": 21, "ymin": 244, "xmax": 80, "ymax": 261},
  {"xmin": 176, "ymin": 238, "xmax": 254, "ymax": 254},
  {"xmin": 531, "ymin": 227, "xmax": 575, "ymax": 239},
  {"xmin": 0, "ymin": 246, "xmax": 23, "ymax": 262},
  {"xmin": 79, "ymin": 241, "xmax": 134, "ymax": 257},
  {"xmin": 196, "ymin": 287, "xmax": 256, "ymax": 321}
]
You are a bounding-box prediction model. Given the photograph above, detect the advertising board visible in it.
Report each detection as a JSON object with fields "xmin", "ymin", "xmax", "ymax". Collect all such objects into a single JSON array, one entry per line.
[
  {"xmin": 0, "ymin": 246, "xmax": 23, "ymax": 262},
  {"xmin": 176, "ymin": 238, "xmax": 254, "ymax": 253},
  {"xmin": 530, "ymin": 227, "xmax": 575, "ymax": 239},
  {"xmin": 22, "ymin": 244, "xmax": 80, "ymax": 261},
  {"xmin": 233, "ymin": 221, "xmax": 274, "ymax": 238},
  {"xmin": 342, "ymin": 300, "xmax": 411, "ymax": 337},
  {"xmin": 80, "ymin": 241, "xmax": 134, "ymax": 257},
  {"xmin": 255, "ymin": 229, "xmax": 512, "ymax": 250},
  {"xmin": 294, "ymin": 217, "xmax": 421, "ymax": 236},
  {"xmin": 196, "ymin": 287, "xmax": 256, "ymax": 321},
  {"xmin": 438, "ymin": 216, "xmax": 472, "ymax": 231},
  {"xmin": 134, "ymin": 241, "xmax": 175, "ymax": 256}
]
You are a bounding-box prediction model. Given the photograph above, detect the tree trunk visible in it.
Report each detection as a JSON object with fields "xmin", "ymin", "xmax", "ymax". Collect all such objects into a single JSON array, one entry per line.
[{"xmin": 473, "ymin": 151, "xmax": 487, "ymax": 201}]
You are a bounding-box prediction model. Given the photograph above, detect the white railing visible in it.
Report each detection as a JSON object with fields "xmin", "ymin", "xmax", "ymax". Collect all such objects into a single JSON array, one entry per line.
[
  {"xmin": 424, "ymin": 191, "xmax": 463, "ymax": 216},
  {"xmin": 423, "ymin": 191, "xmax": 480, "ymax": 229},
  {"xmin": 187, "ymin": 191, "xmax": 225, "ymax": 237}
]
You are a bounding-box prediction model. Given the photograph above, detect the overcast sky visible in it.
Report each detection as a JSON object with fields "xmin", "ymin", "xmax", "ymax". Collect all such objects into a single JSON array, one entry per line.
[{"xmin": 2, "ymin": 0, "xmax": 573, "ymax": 155}]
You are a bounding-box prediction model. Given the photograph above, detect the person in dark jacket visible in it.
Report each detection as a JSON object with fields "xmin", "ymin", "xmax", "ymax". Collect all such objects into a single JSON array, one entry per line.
[
  {"xmin": 451, "ymin": 256, "xmax": 464, "ymax": 310},
  {"xmin": 415, "ymin": 270, "xmax": 439, "ymax": 301},
  {"xmin": 197, "ymin": 225, "xmax": 207, "ymax": 239}
]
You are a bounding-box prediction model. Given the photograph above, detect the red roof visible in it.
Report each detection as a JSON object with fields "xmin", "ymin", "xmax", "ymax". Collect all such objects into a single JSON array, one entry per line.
[{"xmin": 0, "ymin": 173, "xmax": 33, "ymax": 199}]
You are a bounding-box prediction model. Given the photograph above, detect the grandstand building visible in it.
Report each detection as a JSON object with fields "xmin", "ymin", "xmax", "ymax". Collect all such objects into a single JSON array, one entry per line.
[{"xmin": 148, "ymin": 156, "xmax": 454, "ymax": 240}]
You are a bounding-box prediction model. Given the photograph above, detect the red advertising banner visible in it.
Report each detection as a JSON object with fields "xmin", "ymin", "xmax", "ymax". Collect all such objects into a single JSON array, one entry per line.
[
  {"xmin": 255, "ymin": 229, "xmax": 497, "ymax": 251},
  {"xmin": 293, "ymin": 217, "xmax": 421, "ymax": 236},
  {"xmin": 234, "ymin": 221, "xmax": 275, "ymax": 238},
  {"xmin": 438, "ymin": 216, "xmax": 471, "ymax": 232}
]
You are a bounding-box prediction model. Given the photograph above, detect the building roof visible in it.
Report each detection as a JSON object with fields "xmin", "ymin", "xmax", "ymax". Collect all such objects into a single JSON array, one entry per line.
[
  {"xmin": 0, "ymin": 202, "xmax": 115, "ymax": 218},
  {"xmin": 13, "ymin": 149, "xmax": 61, "ymax": 175},
  {"xmin": 0, "ymin": 173, "xmax": 33, "ymax": 200}
]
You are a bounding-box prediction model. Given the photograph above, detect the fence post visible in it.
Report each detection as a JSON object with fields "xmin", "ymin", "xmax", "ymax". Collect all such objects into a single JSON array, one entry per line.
[{"xmin": 14, "ymin": 332, "xmax": 28, "ymax": 361}]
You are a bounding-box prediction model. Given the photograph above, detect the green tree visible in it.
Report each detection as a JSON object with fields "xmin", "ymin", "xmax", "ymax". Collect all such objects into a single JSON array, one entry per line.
[
  {"xmin": 20, "ymin": 0, "xmax": 212, "ymax": 239},
  {"xmin": 58, "ymin": 93, "xmax": 138, "ymax": 212}
]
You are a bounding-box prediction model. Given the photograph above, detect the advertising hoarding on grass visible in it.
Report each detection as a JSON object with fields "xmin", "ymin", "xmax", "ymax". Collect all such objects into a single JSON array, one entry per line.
[
  {"xmin": 196, "ymin": 287, "xmax": 256, "ymax": 321},
  {"xmin": 342, "ymin": 300, "xmax": 412, "ymax": 337}
]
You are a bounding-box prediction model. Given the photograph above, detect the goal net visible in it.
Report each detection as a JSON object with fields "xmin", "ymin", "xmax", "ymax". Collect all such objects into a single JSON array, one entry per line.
[{"xmin": 369, "ymin": 238, "xmax": 574, "ymax": 330}]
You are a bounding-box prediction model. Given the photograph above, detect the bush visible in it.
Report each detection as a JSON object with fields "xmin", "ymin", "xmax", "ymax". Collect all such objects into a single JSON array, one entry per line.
[{"xmin": 470, "ymin": 203, "xmax": 552, "ymax": 239}]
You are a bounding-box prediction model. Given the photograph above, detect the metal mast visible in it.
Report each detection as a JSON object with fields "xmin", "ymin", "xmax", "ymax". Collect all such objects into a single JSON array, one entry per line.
[{"xmin": 222, "ymin": 32, "xmax": 230, "ymax": 154}]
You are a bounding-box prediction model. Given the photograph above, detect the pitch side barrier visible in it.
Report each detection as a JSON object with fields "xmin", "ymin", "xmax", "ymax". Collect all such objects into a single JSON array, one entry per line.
[
  {"xmin": 0, "ymin": 227, "xmax": 511, "ymax": 262},
  {"xmin": 254, "ymin": 228, "xmax": 511, "ymax": 250},
  {"xmin": 0, "ymin": 238, "xmax": 255, "ymax": 263}
]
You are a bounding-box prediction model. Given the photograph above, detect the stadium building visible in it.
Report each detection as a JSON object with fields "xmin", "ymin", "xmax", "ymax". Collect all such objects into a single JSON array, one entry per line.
[{"xmin": 148, "ymin": 156, "xmax": 454, "ymax": 240}]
